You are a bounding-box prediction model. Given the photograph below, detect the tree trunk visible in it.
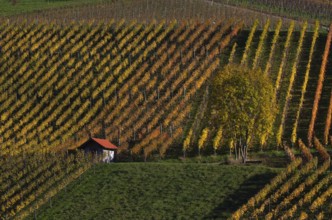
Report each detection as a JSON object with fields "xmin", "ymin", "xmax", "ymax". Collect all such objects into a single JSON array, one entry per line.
[{"xmin": 240, "ymin": 144, "xmax": 248, "ymax": 164}]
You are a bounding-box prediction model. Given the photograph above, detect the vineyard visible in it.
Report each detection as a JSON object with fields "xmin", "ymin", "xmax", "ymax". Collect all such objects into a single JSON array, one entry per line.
[
  {"xmin": 182, "ymin": 20, "xmax": 332, "ymax": 154},
  {"xmin": 0, "ymin": 19, "xmax": 242, "ymax": 218},
  {"xmin": 0, "ymin": 17, "xmax": 332, "ymax": 218},
  {"xmin": 232, "ymin": 138, "xmax": 332, "ymax": 219},
  {"xmin": 7, "ymin": 0, "xmax": 302, "ymax": 29},
  {"xmin": 212, "ymin": 0, "xmax": 332, "ymax": 27}
]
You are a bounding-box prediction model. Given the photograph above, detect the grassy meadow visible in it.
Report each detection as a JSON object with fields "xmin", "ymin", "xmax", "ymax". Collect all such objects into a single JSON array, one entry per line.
[
  {"xmin": 0, "ymin": 0, "xmax": 111, "ymax": 16},
  {"xmin": 28, "ymin": 163, "xmax": 279, "ymax": 219}
]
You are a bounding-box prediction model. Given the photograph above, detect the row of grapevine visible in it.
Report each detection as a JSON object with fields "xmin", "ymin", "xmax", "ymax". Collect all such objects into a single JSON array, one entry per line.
[
  {"xmin": 240, "ymin": 19, "xmax": 258, "ymax": 66},
  {"xmin": 110, "ymin": 22, "xmax": 213, "ymax": 152},
  {"xmin": 291, "ymin": 21, "xmax": 320, "ymax": 144},
  {"xmin": 232, "ymin": 157, "xmax": 303, "ymax": 219},
  {"xmin": 2, "ymin": 19, "xmax": 330, "ymax": 156},
  {"xmin": 106, "ymin": 20, "xmax": 241, "ymax": 158},
  {"xmin": 232, "ymin": 138, "xmax": 332, "ymax": 219},
  {"xmin": 0, "ymin": 152, "xmax": 91, "ymax": 218},
  {"xmin": 274, "ymin": 21, "xmax": 294, "ymax": 96},
  {"xmin": 264, "ymin": 19, "xmax": 282, "ymax": 75},
  {"xmin": 3, "ymin": 20, "xmax": 162, "ymax": 155},
  {"xmin": 252, "ymin": 19, "xmax": 270, "ymax": 69},
  {"xmin": 230, "ymin": 18, "xmax": 332, "ymax": 147},
  {"xmin": 308, "ymin": 23, "xmax": 332, "ymax": 146},
  {"xmin": 276, "ymin": 22, "xmax": 307, "ymax": 146},
  {"xmin": 324, "ymin": 91, "xmax": 332, "ymax": 145}
]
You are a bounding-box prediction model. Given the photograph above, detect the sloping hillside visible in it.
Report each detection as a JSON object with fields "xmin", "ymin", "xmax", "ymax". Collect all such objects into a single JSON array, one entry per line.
[
  {"xmin": 184, "ymin": 21, "xmax": 332, "ymax": 151},
  {"xmin": 0, "ymin": 19, "xmax": 331, "ymax": 219},
  {"xmin": 0, "ymin": 20, "xmax": 240, "ymax": 158},
  {"xmin": 0, "ymin": 20, "xmax": 241, "ymax": 218}
]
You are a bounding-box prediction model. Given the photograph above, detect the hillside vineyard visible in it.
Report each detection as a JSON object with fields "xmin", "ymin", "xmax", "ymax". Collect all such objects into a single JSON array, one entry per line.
[
  {"xmin": 0, "ymin": 20, "xmax": 241, "ymax": 157},
  {"xmin": 0, "ymin": 20, "xmax": 331, "ymax": 157},
  {"xmin": 232, "ymin": 138, "xmax": 332, "ymax": 219},
  {"xmin": 0, "ymin": 19, "xmax": 243, "ymax": 218},
  {"xmin": 0, "ymin": 20, "xmax": 332, "ymax": 218}
]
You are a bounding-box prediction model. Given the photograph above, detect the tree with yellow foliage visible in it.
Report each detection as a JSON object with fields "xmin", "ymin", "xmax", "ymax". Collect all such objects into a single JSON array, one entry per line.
[{"xmin": 211, "ymin": 65, "xmax": 277, "ymax": 163}]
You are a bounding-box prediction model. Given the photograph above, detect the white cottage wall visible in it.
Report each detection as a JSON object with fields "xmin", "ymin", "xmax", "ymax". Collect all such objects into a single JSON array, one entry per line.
[{"xmin": 103, "ymin": 150, "xmax": 115, "ymax": 163}]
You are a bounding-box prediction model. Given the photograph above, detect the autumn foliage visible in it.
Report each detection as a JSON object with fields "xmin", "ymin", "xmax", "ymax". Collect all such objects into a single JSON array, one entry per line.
[{"xmin": 308, "ymin": 23, "xmax": 332, "ymax": 146}]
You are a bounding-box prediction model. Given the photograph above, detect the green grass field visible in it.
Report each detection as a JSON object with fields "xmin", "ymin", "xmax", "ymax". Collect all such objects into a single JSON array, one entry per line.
[
  {"xmin": 0, "ymin": 0, "xmax": 111, "ymax": 16},
  {"xmin": 28, "ymin": 163, "xmax": 279, "ymax": 219}
]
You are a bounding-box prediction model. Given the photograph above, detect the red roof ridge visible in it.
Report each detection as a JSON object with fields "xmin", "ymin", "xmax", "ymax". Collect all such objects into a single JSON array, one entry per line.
[{"xmin": 91, "ymin": 137, "xmax": 118, "ymax": 150}]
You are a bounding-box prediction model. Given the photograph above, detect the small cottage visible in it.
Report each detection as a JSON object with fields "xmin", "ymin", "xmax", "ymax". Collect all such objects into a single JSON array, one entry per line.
[{"xmin": 77, "ymin": 138, "xmax": 118, "ymax": 162}]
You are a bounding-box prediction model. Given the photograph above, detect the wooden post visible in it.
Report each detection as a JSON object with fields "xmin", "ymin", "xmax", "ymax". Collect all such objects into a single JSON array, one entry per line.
[{"xmin": 118, "ymin": 127, "xmax": 121, "ymax": 146}]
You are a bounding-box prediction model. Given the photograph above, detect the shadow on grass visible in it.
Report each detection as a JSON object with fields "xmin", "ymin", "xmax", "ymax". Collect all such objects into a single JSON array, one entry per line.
[{"xmin": 204, "ymin": 172, "xmax": 276, "ymax": 219}]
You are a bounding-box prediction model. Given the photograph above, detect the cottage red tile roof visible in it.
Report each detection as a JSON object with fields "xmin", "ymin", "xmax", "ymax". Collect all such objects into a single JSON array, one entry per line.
[{"xmin": 92, "ymin": 138, "xmax": 118, "ymax": 150}]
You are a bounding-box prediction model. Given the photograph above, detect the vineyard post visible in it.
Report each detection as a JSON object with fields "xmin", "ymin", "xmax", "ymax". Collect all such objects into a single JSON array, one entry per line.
[
  {"xmin": 269, "ymin": 198, "xmax": 271, "ymax": 212},
  {"xmin": 228, "ymin": 43, "xmax": 237, "ymax": 64},
  {"xmin": 133, "ymin": 127, "xmax": 136, "ymax": 141},
  {"xmin": 233, "ymin": 141, "xmax": 238, "ymax": 160},
  {"xmin": 102, "ymin": 91, "xmax": 105, "ymax": 107},
  {"xmin": 34, "ymin": 201, "xmax": 38, "ymax": 220},
  {"xmin": 117, "ymin": 127, "xmax": 121, "ymax": 146},
  {"xmin": 49, "ymin": 196, "xmax": 52, "ymax": 208}
]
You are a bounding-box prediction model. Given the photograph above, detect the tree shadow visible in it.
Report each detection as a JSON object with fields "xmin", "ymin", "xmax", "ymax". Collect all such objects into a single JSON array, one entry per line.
[{"xmin": 204, "ymin": 172, "xmax": 277, "ymax": 219}]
